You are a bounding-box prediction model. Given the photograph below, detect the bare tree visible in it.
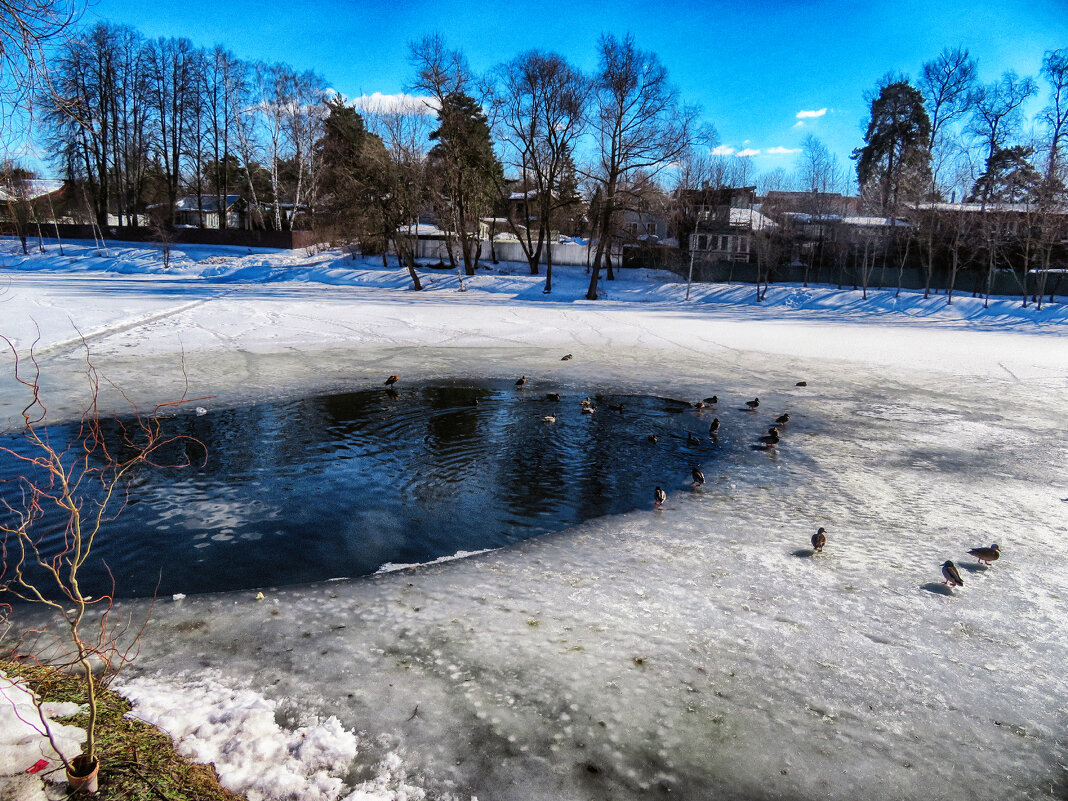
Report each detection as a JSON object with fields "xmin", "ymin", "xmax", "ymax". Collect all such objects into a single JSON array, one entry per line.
[
  {"xmin": 408, "ymin": 33, "xmax": 470, "ymax": 108},
  {"xmin": 0, "ymin": 337, "xmax": 206, "ymax": 792},
  {"xmin": 144, "ymin": 36, "xmax": 197, "ymax": 224},
  {"xmin": 364, "ymin": 107, "xmax": 434, "ymax": 290},
  {"xmin": 584, "ymin": 33, "xmax": 698, "ymax": 300},
  {"xmin": 970, "ymin": 70, "xmax": 1038, "ymax": 171},
  {"xmin": 919, "ymin": 46, "xmax": 977, "ymax": 193},
  {"xmin": 0, "ymin": 0, "xmax": 83, "ymax": 133},
  {"xmin": 492, "ymin": 50, "xmax": 588, "ymax": 290}
]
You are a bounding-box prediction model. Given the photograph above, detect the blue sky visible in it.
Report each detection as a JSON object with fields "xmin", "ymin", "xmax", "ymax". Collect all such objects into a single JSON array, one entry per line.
[{"xmin": 34, "ymin": 0, "xmax": 1068, "ymax": 182}]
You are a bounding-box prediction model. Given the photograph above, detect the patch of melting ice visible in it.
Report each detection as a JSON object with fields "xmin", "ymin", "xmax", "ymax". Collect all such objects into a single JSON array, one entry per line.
[{"xmin": 1, "ymin": 380, "xmax": 787, "ymax": 597}]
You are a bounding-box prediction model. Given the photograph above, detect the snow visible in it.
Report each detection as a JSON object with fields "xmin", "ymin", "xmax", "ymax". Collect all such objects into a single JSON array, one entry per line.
[{"xmin": 1, "ymin": 236, "xmax": 1067, "ymax": 801}]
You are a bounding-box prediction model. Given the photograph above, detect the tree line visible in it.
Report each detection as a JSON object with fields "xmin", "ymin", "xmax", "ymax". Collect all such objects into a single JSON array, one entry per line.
[{"xmin": 3, "ymin": 15, "xmax": 1066, "ymax": 302}]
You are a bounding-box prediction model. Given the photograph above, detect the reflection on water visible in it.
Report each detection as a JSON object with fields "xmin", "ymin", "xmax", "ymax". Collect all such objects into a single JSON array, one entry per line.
[{"xmin": 1, "ymin": 381, "xmax": 749, "ymax": 597}]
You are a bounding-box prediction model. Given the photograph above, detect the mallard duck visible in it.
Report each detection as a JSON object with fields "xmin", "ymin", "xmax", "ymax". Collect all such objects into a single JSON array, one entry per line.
[
  {"xmin": 941, "ymin": 560, "xmax": 964, "ymax": 587},
  {"xmin": 759, "ymin": 427, "xmax": 780, "ymax": 447},
  {"xmin": 687, "ymin": 432, "xmax": 701, "ymax": 445},
  {"xmin": 708, "ymin": 418, "xmax": 721, "ymax": 436},
  {"xmin": 384, "ymin": 374, "xmax": 399, "ymax": 386},
  {"xmin": 811, "ymin": 527, "xmax": 826, "ymax": 552},
  {"xmin": 647, "ymin": 434, "xmax": 659, "ymax": 443},
  {"xmin": 967, "ymin": 543, "xmax": 1000, "ymax": 565},
  {"xmin": 545, "ymin": 392, "xmax": 561, "ymax": 402},
  {"xmin": 694, "ymin": 401, "xmax": 706, "ymax": 409},
  {"xmin": 561, "ymin": 354, "xmax": 573, "ymax": 361},
  {"xmin": 542, "ymin": 415, "xmax": 556, "ymax": 423},
  {"xmin": 746, "ymin": 398, "xmax": 759, "ymax": 411},
  {"xmin": 582, "ymin": 405, "xmax": 596, "ymax": 414},
  {"xmin": 703, "ymin": 396, "xmax": 718, "ymax": 405},
  {"xmin": 515, "ymin": 376, "xmax": 527, "ymax": 388},
  {"xmin": 691, "ymin": 467, "xmax": 705, "ymax": 487},
  {"xmin": 654, "ymin": 487, "xmax": 666, "ymax": 506},
  {"xmin": 775, "ymin": 413, "xmax": 790, "ymax": 426},
  {"xmin": 795, "ymin": 381, "xmax": 807, "ymax": 387}
]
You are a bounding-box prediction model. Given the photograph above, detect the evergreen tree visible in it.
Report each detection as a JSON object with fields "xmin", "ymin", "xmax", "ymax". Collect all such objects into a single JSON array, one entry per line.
[
  {"xmin": 969, "ymin": 145, "xmax": 1042, "ymax": 204},
  {"xmin": 428, "ymin": 91, "xmax": 503, "ymax": 276},
  {"xmin": 853, "ymin": 80, "xmax": 932, "ymax": 215}
]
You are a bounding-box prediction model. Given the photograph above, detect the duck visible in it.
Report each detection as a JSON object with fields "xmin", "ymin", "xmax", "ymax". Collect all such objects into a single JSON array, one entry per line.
[
  {"xmin": 811, "ymin": 527, "xmax": 826, "ymax": 552},
  {"xmin": 941, "ymin": 560, "xmax": 964, "ymax": 587},
  {"xmin": 796, "ymin": 381, "xmax": 807, "ymax": 387},
  {"xmin": 694, "ymin": 401, "xmax": 706, "ymax": 410},
  {"xmin": 654, "ymin": 487, "xmax": 666, "ymax": 507},
  {"xmin": 746, "ymin": 398, "xmax": 760, "ymax": 411},
  {"xmin": 967, "ymin": 543, "xmax": 1000, "ymax": 565},
  {"xmin": 542, "ymin": 415, "xmax": 556, "ymax": 424},
  {"xmin": 687, "ymin": 432, "xmax": 701, "ymax": 445},
  {"xmin": 759, "ymin": 427, "xmax": 780, "ymax": 448},
  {"xmin": 515, "ymin": 376, "xmax": 527, "ymax": 388},
  {"xmin": 545, "ymin": 392, "xmax": 561, "ymax": 402},
  {"xmin": 608, "ymin": 403, "xmax": 624, "ymax": 413},
  {"xmin": 691, "ymin": 467, "xmax": 705, "ymax": 487},
  {"xmin": 582, "ymin": 405, "xmax": 596, "ymax": 414},
  {"xmin": 647, "ymin": 434, "xmax": 659, "ymax": 444},
  {"xmin": 703, "ymin": 396, "xmax": 718, "ymax": 405},
  {"xmin": 561, "ymin": 354, "xmax": 573, "ymax": 361},
  {"xmin": 384, "ymin": 374, "xmax": 399, "ymax": 386},
  {"xmin": 708, "ymin": 418, "xmax": 721, "ymax": 437},
  {"xmin": 775, "ymin": 413, "xmax": 790, "ymax": 426}
]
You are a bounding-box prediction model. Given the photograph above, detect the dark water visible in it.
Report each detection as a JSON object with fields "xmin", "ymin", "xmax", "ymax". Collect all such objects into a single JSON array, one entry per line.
[{"xmin": 1, "ymin": 381, "xmax": 732, "ymax": 597}]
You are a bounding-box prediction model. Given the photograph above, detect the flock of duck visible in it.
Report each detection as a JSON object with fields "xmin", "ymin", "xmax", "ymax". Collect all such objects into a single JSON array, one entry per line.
[{"xmin": 382, "ymin": 370, "xmax": 999, "ymax": 591}]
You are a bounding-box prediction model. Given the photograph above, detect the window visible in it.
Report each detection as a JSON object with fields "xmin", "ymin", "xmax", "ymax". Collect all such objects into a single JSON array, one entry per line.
[{"xmin": 697, "ymin": 234, "xmax": 707, "ymax": 250}]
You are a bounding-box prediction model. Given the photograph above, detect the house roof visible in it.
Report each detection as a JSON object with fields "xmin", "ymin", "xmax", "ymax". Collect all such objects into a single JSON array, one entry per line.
[
  {"xmin": 841, "ymin": 216, "xmax": 915, "ymax": 228},
  {"xmin": 729, "ymin": 207, "xmax": 778, "ymax": 230},
  {"xmin": 174, "ymin": 195, "xmax": 242, "ymax": 212},
  {"xmin": 0, "ymin": 179, "xmax": 64, "ymax": 203}
]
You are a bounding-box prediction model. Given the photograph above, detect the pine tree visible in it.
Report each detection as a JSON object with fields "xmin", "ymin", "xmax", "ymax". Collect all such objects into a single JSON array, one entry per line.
[
  {"xmin": 428, "ymin": 91, "xmax": 503, "ymax": 276},
  {"xmin": 853, "ymin": 81, "xmax": 932, "ymax": 216}
]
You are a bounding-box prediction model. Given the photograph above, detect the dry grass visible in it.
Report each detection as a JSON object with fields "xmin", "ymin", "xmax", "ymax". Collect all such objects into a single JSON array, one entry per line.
[{"xmin": 2, "ymin": 660, "xmax": 247, "ymax": 800}]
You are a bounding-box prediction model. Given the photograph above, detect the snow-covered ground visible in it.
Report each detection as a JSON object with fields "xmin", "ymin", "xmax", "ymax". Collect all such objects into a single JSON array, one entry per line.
[{"xmin": 1, "ymin": 237, "xmax": 1066, "ymax": 800}]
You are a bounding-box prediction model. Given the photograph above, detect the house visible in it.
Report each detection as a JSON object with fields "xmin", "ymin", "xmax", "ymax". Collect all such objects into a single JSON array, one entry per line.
[
  {"xmin": 679, "ymin": 187, "xmax": 778, "ymax": 263},
  {"xmin": 172, "ymin": 195, "xmax": 250, "ymax": 229}
]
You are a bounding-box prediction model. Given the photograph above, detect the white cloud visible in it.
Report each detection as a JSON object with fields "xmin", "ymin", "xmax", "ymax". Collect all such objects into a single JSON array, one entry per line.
[
  {"xmin": 796, "ymin": 108, "xmax": 828, "ymax": 119},
  {"xmin": 711, "ymin": 145, "xmax": 736, "ymax": 156},
  {"xmin": 737, "ymin": 148, "xmax": 760, "ymax": 157},
  {"xmin": 765, "ymin": 146, "xmax": 802, "ymax": 155},
  {"xmin": 352, "ymin": 92, "xmax": 438, "ymax": 115},
  {"xmin": 793, "ymin": 120, "xmax": 805, "ymax": 128}
]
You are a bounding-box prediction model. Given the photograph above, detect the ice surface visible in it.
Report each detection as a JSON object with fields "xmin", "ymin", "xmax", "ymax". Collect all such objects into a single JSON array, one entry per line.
[{"xmin": 2, "ymin": 238, "xmax": 1067, "ymax": 801}]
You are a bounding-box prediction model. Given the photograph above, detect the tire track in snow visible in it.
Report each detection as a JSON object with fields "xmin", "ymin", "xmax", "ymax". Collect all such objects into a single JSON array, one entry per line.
[{"xmin": 32, "ymin": 289, "xmax": 236, "ymax": 358}]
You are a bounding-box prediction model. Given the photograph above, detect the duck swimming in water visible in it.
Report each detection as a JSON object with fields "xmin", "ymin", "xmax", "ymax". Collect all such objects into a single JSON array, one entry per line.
[
  {"xmin": 385, "ymin": 374, "xmax": 399, "ymax": 386},
  {"xmin": 709, "ymin": 418, "xmax": 720, "ymax": 437},
  {"xmin": 647, "ymin": 434, "xmax": 659, "ymax": 443},
  {"xmin": 775, "ymin": 413, "xmax": 790, "ymax": 426},
  {"xmin": 967, "ymin": 543, "xmax": 1000, "ymax": 565},
  {"xmin": 691, "ymin": 467, "xmax": 705, "ymax": 487},
  {"xmin": 654, "ymin": 487, "xmax": 666, "ymax": 507},
  {"xmin": 687, "ymin": 432, "xmax": 701, "ymax": 445},
  {"xmin": 746, "ymin": 398, "xmax": 760, "ymax": 411},
  {"xmin": 515, "ymin": 376, "xmax": 527, "ymax": 388},
  {"xmin": 704, "ymin": 396, "xmax": 718, "ymax": 405},
  {"xmin": 561, "ymin": 354, "xmax": 573, "ymax": 361}
]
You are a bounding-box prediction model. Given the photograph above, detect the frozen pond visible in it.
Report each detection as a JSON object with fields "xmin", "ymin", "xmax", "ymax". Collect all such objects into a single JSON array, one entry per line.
[
  {"xmin": 2, "ymin": 259, "xmax": 1066, "ymax": 801},
  {"xmin": 100, "ymin": 348, "xmax": 1067, "ymax": 801}
]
